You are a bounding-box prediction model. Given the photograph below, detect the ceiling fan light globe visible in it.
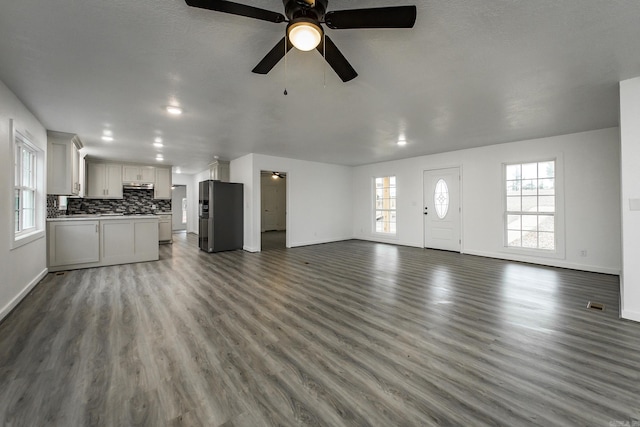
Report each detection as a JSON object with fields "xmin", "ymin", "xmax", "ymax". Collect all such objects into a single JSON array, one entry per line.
[{"xmin": 288, "ymin": 22, "xmax": 322, "ymax": 51}]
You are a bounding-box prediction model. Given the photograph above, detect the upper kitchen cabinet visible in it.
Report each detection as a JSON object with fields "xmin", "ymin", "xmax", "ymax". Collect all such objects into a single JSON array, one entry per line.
[
  {"xmin": 123, "ymin": 165, "xmax": 155, "ymax": 184},
  {"xmin": 154, "ymin": 167, "xmax": 172, "ymax": 199},
  {"xmin": 47, "ymin": 131, "xmax": 83, "ymax": 195},
  {"xmin": 85, "ymin": 161, "xmax": 123, "ymax": 199},
  {"xmin": 209, "ymin": 160, "xmax": 230, "ymax": 182}
]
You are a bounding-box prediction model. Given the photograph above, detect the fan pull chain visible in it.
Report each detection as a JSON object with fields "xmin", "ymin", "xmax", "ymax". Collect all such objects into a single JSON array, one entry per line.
[
  {"xmin": 323, "ymin": 32, "xmax": 326, "ymax": 88},
  {"xmin": 284, "ymin": 33, "xmax": 288, "ymax": 96}
]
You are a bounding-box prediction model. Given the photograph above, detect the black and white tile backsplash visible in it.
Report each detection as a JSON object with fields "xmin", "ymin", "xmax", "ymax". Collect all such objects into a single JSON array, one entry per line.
[
  {"xmin": 47, "ymin": 189, "xmax": 171, "ymax": 218},
  {"xmin": 46, "ymin": 195, "xmax": 62, "ymax": 218}
]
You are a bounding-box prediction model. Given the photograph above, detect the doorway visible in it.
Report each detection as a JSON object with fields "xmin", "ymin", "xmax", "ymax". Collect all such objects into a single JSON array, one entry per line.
[
  {"xmin": 423, "ymin": 167, "xmax": 461, "ymax": 252},
  {"xmin": 171, "ymin": 185, "xmax": 187, "ymax": 232},
  {"xmin": 260, "ymin": 171, "xmax": 287, "ymax": 250}
]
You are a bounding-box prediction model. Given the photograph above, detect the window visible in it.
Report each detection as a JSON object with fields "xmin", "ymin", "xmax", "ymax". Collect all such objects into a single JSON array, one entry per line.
[
  {"xmin": 374, "ymin": 176, "xmax": 396, "ymax": 234},
  {"xmin": 505, "ymin": 160, "xmax": 555, "ymax": 250},
  {"xmin": 11, "ymin": 120, "xmax": 44, "ymax": 248},
  {"xmin": 15, "ymin": 133, "xmax": 37, "ymax": 235},
  {"xmin": 434, "ymin": 178, "xmax": 449, "ymax": 219},
  {"xmin": 182, "ymin": 198, "xmax": 187, "ymax": 224}
]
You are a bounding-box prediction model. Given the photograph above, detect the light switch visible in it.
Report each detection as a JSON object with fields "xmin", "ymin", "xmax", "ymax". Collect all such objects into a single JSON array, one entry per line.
[{"xmin": 630, "ymin": 198, "xmax": 640, "ymax": 211}]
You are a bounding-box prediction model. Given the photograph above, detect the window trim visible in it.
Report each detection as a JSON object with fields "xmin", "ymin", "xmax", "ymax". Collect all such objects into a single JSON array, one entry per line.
[
  {"xmin": 373, "ymin": 175, "xmax": 397, "ymax": 236},
  {"xmin": 501, "ymin": 155, "xmax": 565, "ymax": 260},
  {"xmin": 10, "ymin": 119, "xmax": 45, "ymax": 250}
]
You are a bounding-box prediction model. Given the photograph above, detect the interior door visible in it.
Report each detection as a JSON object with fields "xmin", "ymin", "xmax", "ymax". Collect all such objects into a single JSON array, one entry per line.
[{"xmin": 424, "ymin": 167, "xmax": 461, "ymax": 252}]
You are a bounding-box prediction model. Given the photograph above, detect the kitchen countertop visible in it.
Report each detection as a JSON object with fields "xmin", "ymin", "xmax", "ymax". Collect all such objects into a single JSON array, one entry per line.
[{"xmin": 47, "ymin": 214, "xmax": 158, "ymax": 222}]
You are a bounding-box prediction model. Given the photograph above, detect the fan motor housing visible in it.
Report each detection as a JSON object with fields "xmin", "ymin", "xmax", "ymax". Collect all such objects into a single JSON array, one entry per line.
[{"xmin": 284, "ymin": 0, "xmax": 327, "ymax": 21}]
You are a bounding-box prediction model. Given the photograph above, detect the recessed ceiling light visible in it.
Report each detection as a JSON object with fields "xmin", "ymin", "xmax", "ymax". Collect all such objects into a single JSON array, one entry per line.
[
  {"xmin": 165, "ymin": 105, "xmax": 183, "ymax": 115},
  {"xmin": 397, "ymin": 139, "xmax": 407, "ymax": 146},
  {"xmin": 156, "ymin": 157, "xmax": 164, "ymax": 162},
  {"xmin": 153, "ymin": 142, "xmax": 163, "ymax": 148},
  {"xmin": 175, "ymin": 168, "xmax": 181, "ymax": 174},
  {"xmin": 154, "ymin": 136, "xmax": 163, "ymax": 143},
  {"xmin": 102, "ymin": 135, "xmax": 114, "ymax": 142},
  {"xmin": 103, "ymin": 130, "xmax": 112, "ymax": 136}
]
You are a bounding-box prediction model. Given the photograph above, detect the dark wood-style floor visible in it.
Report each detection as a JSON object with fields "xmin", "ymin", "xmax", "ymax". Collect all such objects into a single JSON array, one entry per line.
[{"xmin": 1, "ymin": 233, "xmax": 639, "ymax": 426}]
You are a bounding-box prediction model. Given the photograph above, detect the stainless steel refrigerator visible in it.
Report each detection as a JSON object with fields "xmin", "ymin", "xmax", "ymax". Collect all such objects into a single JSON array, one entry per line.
[{"xmin": 199, "ymin": 180, "xmax": 244, "ymax": 252}]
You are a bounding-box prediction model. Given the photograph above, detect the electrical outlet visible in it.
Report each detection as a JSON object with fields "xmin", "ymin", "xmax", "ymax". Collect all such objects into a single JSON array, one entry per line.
[{"xmin": 580, "ymin": 250, "xmax": 587, "ymax": 257}]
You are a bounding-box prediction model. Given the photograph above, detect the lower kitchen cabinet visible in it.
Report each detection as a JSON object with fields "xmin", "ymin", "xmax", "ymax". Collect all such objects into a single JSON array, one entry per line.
[
  {"xmin": 102, "ymin": 219, "xmax": 159, "ymax": 264},
  {"xmin": 48, "ymin": 221, "xmax": 100, "ymax": 266},
  {"xmin": 158, "ymin": 213, "xmax": 172, "ymax": 243},
  {"xmin": 47, "ymin": 216, "xmax": 158, "ymax": 271}
]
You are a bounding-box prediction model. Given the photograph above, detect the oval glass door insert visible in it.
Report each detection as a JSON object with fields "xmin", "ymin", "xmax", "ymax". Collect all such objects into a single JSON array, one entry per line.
[{"xmin": 434, "ymin": 178, "xmax": 449, "ymax": 219}]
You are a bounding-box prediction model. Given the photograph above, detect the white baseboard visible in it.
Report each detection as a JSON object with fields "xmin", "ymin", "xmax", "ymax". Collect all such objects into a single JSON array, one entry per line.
[
  {"xmin": 463, "ymin": 249, "xmax": 620, "ymax": 275},
  {"xmin": 621, "ymin": 309, "xmax": 640, "ymax": 323},
  {"xmin": 0, "ymin": 268, "xmax": 48, "ymax": 322},
  {"xmin": 289, "ymin": 236, "xmax": 351, "ymax": 248},
  {"xmin": 244, "ymin": 245, "xmax": 259, "ymax": 253},
  {"xmin": 354, "ymin": 235, "xmax": 423, "ymax": 248}
]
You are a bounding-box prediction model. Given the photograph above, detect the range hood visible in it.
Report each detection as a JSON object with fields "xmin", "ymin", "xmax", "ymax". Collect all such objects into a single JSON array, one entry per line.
[{"xmin": 123, "ymin": 183, "xmax": 154, "ymax": 190}]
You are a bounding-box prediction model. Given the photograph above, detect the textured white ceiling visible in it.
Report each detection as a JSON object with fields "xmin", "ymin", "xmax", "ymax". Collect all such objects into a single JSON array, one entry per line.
[{"xmin": 1, "ymin": 0, "xmax": 639, "ymax": 173}]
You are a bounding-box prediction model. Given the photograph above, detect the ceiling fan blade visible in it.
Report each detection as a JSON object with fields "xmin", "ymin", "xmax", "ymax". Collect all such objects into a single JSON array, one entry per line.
[
  {"xmin": 252, "ymin": 37, "xmax": 293, "ymax": 74},
  {"xmin": 325, "ymin": 5, "xmax": 417, "ymax": 29},
  {"xmin": 317, "ymin": 36, "xmax": 357, "ymax": 82},
  {"xmin": 185, "ymin": 0, "xmax": 286, "ymax": 23}
]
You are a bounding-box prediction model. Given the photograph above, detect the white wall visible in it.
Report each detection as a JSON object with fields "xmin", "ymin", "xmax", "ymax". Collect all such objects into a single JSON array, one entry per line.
[
  {"xmin": 231, "ymin": 154, "xmax": 352, "ymax": 252},
  {"xmin": 230, "ymin": 154, "xmax": 253, "ymax": 249},
  {"xmin": 352, "ymin": 128, "xmax": 621, "ymax": 275},
  {"xmin": 620, "ymin": 77, "xmax": 640, "ymax": 322},
  {"xmin": 0, "ymin": 79, "xmax": 48, "ymax": 321}
]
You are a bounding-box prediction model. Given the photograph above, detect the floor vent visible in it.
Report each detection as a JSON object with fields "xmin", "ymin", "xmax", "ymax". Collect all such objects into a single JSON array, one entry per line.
[{"xmin": 587, "ymin": 301, "xmax": 605, "ymax": 311}]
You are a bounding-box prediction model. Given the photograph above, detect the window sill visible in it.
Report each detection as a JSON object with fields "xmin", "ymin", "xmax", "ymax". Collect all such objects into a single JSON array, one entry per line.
[
  {"xmin": 11, "ymin": 229, "xmax": 45, "ymax": 250},
  {"xmin": 501, "ymin": 245, "xmax": 564, "ymax": 260},
  {"xmin": 372, "ymin": 232, "xmax": 399, "ymax": 240}
]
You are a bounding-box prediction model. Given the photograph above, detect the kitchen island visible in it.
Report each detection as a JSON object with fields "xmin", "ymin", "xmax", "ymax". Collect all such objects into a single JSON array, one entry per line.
[{"xmin": 46, "ymin": 214, "xmax": 158, "ymax": 271}]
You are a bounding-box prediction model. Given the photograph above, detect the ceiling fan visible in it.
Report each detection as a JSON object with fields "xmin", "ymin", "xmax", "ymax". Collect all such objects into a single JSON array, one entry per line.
[{"xmin": 185, "ymin": 0, "xmax": 417, "ymax": 82}]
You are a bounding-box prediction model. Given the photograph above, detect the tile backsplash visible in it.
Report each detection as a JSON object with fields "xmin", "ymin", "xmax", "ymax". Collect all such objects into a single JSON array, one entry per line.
[
  {"xmin": 47, "ymin": 189, "xmax": 171, "ymax": 218},
  {"xmin": 46, "ymin": 195, "xmax": 62, "ymax": 218}
]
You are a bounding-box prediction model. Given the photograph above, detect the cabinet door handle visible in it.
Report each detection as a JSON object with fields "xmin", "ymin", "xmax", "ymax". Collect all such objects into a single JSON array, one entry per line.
[{"xmin": 96, "ymin": 224, "xmax": 98, "ymax": 233}]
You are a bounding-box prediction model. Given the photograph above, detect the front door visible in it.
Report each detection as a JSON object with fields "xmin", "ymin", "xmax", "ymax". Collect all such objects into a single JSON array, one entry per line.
[{"xmin": 424, "ymin": 167, "xmax": 461, "ymax": 251}]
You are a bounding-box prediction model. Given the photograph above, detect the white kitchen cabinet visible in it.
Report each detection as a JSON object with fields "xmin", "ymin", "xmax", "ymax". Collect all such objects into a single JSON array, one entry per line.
[
  {"xmin": 123, "ymin": 165, "xmax": 155, "ymax": 183},
  {"xmin": 101, "ymin": 218, "xmax": 158, "ymax": 264},
  {"xmin": 154, "ymin": 168, "xmax": 172, "ymax": 199},
  {"xmin": 47, "ymin": 216, "xmax": 159, "ymax": 272},
  {"xmin": 47, "ymin": 131, "xmax": 83, "ymax": 196},
  {"xmin": 48, "ymin": 220, "xmax": 100, "ymax": 267},
  {"xmin": 86, "ymin": 162, "xmax": 123, "ymax": 198},
  {"xmin": 209, "ymin": 160, "xmax": 230, "ymax": 182},
  {"xmin": 158, "ymin": 213, "xmax": 172, "ymax": 243}
]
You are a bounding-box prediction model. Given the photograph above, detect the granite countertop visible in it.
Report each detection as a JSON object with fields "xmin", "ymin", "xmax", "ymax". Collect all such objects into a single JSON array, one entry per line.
[{"xmin": 47, "ymin": 214, "xmax": 159, "ymax": 222}]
